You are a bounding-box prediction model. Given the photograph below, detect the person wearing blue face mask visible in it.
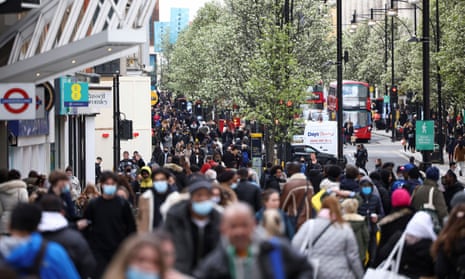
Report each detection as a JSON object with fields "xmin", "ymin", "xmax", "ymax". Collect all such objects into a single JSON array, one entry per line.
[
  {"xmin": 164, "ymin": 178, "xmax": 221, "ymax": 276},
  {"xmin": 103, "ymin": 233, "xmax": 166, "ymax": 279},
  {"xmin": 356, "ymin": 177, "xmax": 384, "ymax": 267},
  {"xmin": 48, "ymin": 171, "xmax": 76, "ymax": 221},
  {"xmin": 81, "ymin": 171, "xmax": 136, "ymax": 278},
  {"xmin": 137, "ymin": 168, "xmax": 176, "ymax": 233}
]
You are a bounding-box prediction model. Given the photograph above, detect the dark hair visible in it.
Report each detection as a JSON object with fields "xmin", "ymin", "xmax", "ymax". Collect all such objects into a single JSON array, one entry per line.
[
  {"xmin": 190, "ymin": 164, "xmax": 201, "ymax": 173},
  {"xmin": 270, "ymin": 166, "xmax": 283, "ymax": 176},
  {"xmin": 10, "ymin": 203, "xmax": 42, "ymax": 233},
  {"xmin": 152, "ymin": 168, "xmax": 172, "ymax": 180},
  {"xmin": 28, "ymin": 170, "xmax": 39, "ymax": 178},
  {"xmin": 408, "ymin": 167, "xmax": 420, "ymax": 179},
  {"xmin": 286, "ymin": 162, "xmax": 301, "ymax": 176},
  {"xmin": 0, "ymin": 169, "xmax": 9, "ymax": 184},
  {"xmin": 48, "ymin": 171, "xmax": 69, "ymax": 186},
  {"xmin": 7, "ymin": 169, "xmax": 21, "ymax": 181},
  {"xmin": 39, "ymin": 194, "xmax": 63, "ymax": 212},
  {"xmin": 262, "ymin": 189, "xmax": 279, "ymax": 205},
  {"xmin": 65, "ymin": 166, "xmax": 73, "ymax": 172},
  {"xmin": 369, "ymin": 171, "xmax": 381, "ymax": 182},
  {"xmin": 326, "ymin": 165, "xmax": 342, "ymax": 181},
  {"xmin": 432, "ymin": 204, "xmax": 465, "ymax": 258},
  {"xmin": 237, "ymin": 168, "xmax": 249, "ymax": 180},
  {"xmin": 345, "ymin": 165, "xmax": 359, "ymax": 179},
  {"xmin": 99, "ymin": 171, "xmax": 118, "ymax": 184}
]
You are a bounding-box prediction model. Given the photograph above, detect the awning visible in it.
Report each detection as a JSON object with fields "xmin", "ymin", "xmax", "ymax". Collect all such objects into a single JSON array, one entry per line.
[{"xmin": 0, "ymin": 29, "xmax": 146, "ymax": 84}]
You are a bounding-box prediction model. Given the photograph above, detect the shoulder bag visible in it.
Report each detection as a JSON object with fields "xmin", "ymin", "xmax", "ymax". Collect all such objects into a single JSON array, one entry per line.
[{"xmin": 300, "ymin": 220, "xmax": 333, "ymax": 279}]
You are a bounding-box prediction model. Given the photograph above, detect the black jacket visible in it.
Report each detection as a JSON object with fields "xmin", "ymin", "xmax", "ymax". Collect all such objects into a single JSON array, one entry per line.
[
  {"xmin": 264, "ymin": 176, "xmax": 281, "ymax": 193},
  {"xmin": 234, "ymin": 180, "xmax": 262, "ymax": 212},
  {"xmin": 194, "ymin": 237, "xmax": 313, "ymax": 279},
  {"xmin": 340, "ymin": 177, "xmax": 360, "ymax": 192},
  {"xmin": 435, "ymin": 238, "xmax": 465, "ymax": 279},
  {"xmin": 42, "ymin": 224, "xmax": 96, "ymax": 279},
  {"xmin": 399, "ymin": 239, "xmax": 435, "ymax": 278},
  {"xmin": 444, "ymin": 181, "xmax": 464, "ymax": 211},
  {"xmin": 164, "ymin": 200, "xmax": 221, "ymax": 275}
]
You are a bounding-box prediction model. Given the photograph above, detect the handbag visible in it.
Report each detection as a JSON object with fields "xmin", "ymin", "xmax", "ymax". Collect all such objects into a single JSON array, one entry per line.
[
  {"xmin": 300, "ymin": 220, "xmax": 333, "ymax": 279},
  {"xmin": 363, "ymin": 233, "xmax": 409, "ymax": 279}
]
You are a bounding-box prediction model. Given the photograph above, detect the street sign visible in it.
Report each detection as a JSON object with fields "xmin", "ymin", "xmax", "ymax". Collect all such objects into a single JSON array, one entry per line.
[
  {"xmin": 0, "ymin": 83, "xmax": 35, "ymax": 120},
  {"xmin": 416, "ymin": 120, "xmax": 435, "ymax": 151},
  {"xmin": 64, "ymin": 81, "xmax": 89, "ymax": 107},
  {"xmin": 35, "ymin": 86, "xmax": 45, "ymax": 119}
]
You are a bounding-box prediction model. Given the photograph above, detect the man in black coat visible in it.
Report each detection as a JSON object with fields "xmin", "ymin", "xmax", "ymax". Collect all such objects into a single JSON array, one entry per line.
[
  {"xmin": 443, "ymin": 169, "xmax": 464, "ymax": 211},
  {"xmin": 164, "ymin": 178, "xmax": 221, "ymax": 275},
  {"xmin": 234, "ymin": 168, "xmax": 262, "ymax": 212},
  {"xmin": 38, "ymin": 194, "xmax": 96, "ymax": 279},
  {"xmin": 194, "ymin": 203, "xmax": 313, "ymax": 279}
]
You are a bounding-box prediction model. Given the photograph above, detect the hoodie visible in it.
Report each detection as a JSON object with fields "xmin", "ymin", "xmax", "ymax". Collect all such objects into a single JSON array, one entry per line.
[
  {"xmin": 140, "ymin": 166, "xmax": 153, "ymax": 189},
  {"xmin": 4, "ymin": 233, "xmax": 80, "ymax": 279}
]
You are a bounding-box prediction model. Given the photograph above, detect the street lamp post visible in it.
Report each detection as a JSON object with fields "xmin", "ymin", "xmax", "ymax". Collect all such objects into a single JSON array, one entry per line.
[
  {"xmin": 390, "ymin": 7, "xmax": 396, "ymax": 142},
  {"xmin": 436, "ymin": 0, "xmax": 444, "ymax": 164},
  {"xmin": 336, "ymin": 0, "xmax": 344, "ymax": 164},
  {"xmin": 422, "ymin": 0, "xmax": 431, "ymax": 165}
]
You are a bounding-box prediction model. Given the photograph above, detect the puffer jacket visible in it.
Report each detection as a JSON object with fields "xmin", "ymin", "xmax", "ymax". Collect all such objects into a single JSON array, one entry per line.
[
  {"xmin": 344, "ymin": 213, "xmax": 369, "ymax": 264},
  {"xmin": 0, "ymin": 180, "xmax": 28, "ymax": 234},
  {"xmin": 139, "ymin": 166, "xmax": 153, "ymax": 190}
]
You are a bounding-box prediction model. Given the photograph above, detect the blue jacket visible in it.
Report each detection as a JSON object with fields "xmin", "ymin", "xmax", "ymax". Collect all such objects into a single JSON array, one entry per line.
[{"xmin": 6, "ymin": 233, "xmax": 80, "ymax": 279}]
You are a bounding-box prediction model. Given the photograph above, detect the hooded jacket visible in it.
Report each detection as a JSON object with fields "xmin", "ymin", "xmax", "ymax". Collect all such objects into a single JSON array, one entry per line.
[
  {"xmin": 139, "ymin": 166, "xmax": 153, "ymax": 189},
  {"xmin": 137, "ymin": 185, "xmax": 175, "ymax": 233},
  {"xmin": 411, "ymin": 179, "xmax": 448, "ymax": 221},
  {"xmin": 0, "ymin": 180, "xmax": 28, "ymax": 234},
  {"xmin": 39, "ymin": 211, "xmax": 96, "ymax": 279},
  {"xmin": 3, "ymin": 233, "xmax": 80, "ymax": 279},
  {"xmin": 344, "ymin": 213, "xmax": 370, "ymax": 264}
]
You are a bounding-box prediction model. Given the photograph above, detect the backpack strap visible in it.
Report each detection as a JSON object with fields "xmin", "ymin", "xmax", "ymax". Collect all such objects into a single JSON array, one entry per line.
[
  {"xmin": 26, "ymin": 239, "xmax": 48, "ymax": 276},
  {"xmin": 268, "ymin": 238, "xmax": 285, "ymax": 279}
]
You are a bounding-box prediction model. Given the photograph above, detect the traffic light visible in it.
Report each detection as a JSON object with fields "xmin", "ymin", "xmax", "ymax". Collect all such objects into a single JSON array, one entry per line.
[{"xmin": 390, "ymin": 85, "xmax": 398, "ymax": 105}]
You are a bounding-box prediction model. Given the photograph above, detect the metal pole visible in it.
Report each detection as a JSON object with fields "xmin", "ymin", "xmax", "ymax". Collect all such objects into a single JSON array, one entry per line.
[
  {"xmin": 336, "ymin": 0, "xmax": 344, "ymax": 164},
  {"xmin": 422, "ymin": 0, "xmax": 431, "ymax": 165},
  {"xmin": 113, "ymin": 74, "xmax": 121, "ymax": 171},
  {"xmin": 391, "ymin": 14, "xmax": 395, "ymax": 142},
  {"xmin": 436, "ymin": 0, "xmax": 443, "ymax": 164}
]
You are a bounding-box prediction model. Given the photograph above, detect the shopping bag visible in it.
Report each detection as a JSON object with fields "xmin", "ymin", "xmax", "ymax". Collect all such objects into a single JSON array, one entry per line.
[
  {"xmin": 363, "ymin": 233, "xmax": 410, "ymax": 279},
  {"xmin": 311, "ymin": 189, "xmax": 325, "ymax": 211}
]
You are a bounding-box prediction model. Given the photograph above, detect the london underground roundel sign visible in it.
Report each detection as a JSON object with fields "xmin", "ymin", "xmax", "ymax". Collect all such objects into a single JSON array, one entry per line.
[{"xmin": 0, "ymin": 84, "xmax": 36, "ymax": 120}]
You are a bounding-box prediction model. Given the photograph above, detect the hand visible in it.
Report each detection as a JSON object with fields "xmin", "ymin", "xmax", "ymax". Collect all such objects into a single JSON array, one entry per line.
[
  {"xmin": 370, "ymin": 214, "xmax": 378, "ymax": 223},
  {"xmin": 76, "ymin": 219, "xmax": 89, "ymax": 230}
]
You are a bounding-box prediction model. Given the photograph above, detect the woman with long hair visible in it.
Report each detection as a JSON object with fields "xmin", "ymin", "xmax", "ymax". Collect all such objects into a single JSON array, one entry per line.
[
  {"xmin": 292, "ymin": 196, "xmax": 364, "ymax": 279},
  {"xmin": 103, "ymin": 233, "xmax": 166, "ymax": 279},
  {"xmin": 432, "ymin": 204, "xmax": 465, "ymax": 278},
  {"xmin": 256, "ymin": 189, "xmax": 294, "ymax": 239}
]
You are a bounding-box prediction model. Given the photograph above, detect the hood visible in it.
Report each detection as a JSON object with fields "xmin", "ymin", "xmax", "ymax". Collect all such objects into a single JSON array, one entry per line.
[
  {"xmin": 141, "ymin": 166, "xmax": 152, "ymax": 176},
  {"xmin": 5, "ymin": 233, "xmax": 43, "ymax": 268},
  {"xmin": 289, "ymin": 173, "xmax": 307, "ymax": 181},
  {"xmin": 38, "ymin": 212, "xmax": 68, "ymax": 232},
  {"xmin": 164, "ymin": 163, "xmax": 183, "ymax": 173},
  {"xmin": 405, "ymin": 211, "xmax": 437, "ymax": 241},
  {"xmin": 0, "ymin": 180, "xmax": 27, "ymax": 194},
  {"xmin": 0, "ymin": 236, "xmax": 28, "ymax": 258},
  {"xmin": 343, "ymin": 213, "xmax": 365, "ymax": 222}
]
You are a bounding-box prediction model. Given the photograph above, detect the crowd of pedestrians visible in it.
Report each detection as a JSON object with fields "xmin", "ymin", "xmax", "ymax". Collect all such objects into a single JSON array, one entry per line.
[{"xmin": 2, "ymin": 99, "xmax": 465, "ymax": 278}]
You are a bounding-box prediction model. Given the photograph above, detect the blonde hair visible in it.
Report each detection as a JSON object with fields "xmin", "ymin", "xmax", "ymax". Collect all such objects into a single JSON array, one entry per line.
[
  {"xmin": 261, "ymin": 209, "xmax": 285, "ymax": 237},
  {"xmin": 341, "ymin": 198, "xmax": 359, "ymax": 214},
  {"xmin": 102, "ymin": 233, "xmax": 166, "ymax": 279}
]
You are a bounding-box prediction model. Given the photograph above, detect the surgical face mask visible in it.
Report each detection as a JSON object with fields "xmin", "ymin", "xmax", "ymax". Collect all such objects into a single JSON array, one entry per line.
[
  {"xmin": 361, "ymin": 186, "xmax": 372, "ymax": 195},
  {"xmin": 153, "ymin": 181, "xmax": 168, "ymax": 193},
  {"xmin": 125, "ymin": 266, "xmax": 160, "ymax": 279},
  {"xmin": 192, "ymin": 200, "xmax": 214, "ymax": 216},
  {"xmin": 230, "ymin": 183, "xmax": 238, "ymax": 190},
  {"xmin": 211, "ymin": 196, "xmax": 221, "ymax": 204},
  {"xmin": 103, "ymin": 185, "xmax": 117, "ymax": 196}
]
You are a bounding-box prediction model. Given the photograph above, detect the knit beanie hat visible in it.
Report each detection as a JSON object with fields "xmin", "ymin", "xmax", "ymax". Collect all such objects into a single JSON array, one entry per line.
[
  {"xmin": 391, "ymin": 188, "xmax": 411, "ymax": 208},
  {"xmin": 426, "ymin": 166, "xmax": 440, "ymax": 181}
]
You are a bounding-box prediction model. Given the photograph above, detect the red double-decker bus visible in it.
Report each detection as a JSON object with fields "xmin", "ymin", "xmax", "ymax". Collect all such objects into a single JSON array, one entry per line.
[{"xmin": 327, "ymin": 80, "xmax": 372, "ymax": 141}]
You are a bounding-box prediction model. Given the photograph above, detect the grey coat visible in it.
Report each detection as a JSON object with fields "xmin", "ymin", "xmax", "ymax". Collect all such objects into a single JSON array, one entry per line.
[{"xmin": 292, "ymin": 218, "xmax": 364, "ymax": 279}]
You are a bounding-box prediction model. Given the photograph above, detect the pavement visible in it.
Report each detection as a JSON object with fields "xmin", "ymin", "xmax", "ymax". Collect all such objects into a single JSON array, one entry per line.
[{"xmin": 371, "ymin": 129, "xmax": 465, "ymax": 184}]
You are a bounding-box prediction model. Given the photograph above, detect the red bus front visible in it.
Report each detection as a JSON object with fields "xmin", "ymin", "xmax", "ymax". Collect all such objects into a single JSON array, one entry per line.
[{"xmin": 327, "ymin": 81, "xmax": 372, "ymax": 141}]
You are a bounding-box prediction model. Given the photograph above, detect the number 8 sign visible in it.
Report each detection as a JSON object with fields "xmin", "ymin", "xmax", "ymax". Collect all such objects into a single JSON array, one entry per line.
[{"xmin": 64, "ymin": 82, "xmax": 89, "ymax": 107}]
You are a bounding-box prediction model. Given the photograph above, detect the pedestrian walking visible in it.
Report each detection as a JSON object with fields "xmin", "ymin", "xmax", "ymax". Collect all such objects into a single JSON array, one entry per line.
[
  {"xmin": 234, "ymin": 168, "xmax": 262, "ymax": 212},
  {"xmin": 103, "ymin": 233, "xmax": 166, "ymax": 279},
  {"xmin": 194, "ymin": 202, "xmax": 313, "ymax": 279},
  {"xmin": 454, "ymin": 139, "xmax": 465, "ymax": 176},
  {"xmin": 0, "ymin": 169, "xmax": 28, "ymax": 235},
  {"xmin": 81, "ymin": 171, "xmax": 137, "ymax": 278},
  {"xmin": 292, "ymin": 196, "xmax": 364, "ymax": 279},
  {"xmin": 256, "ymin": 189, "xmax": 295, "ymax": 239}
]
